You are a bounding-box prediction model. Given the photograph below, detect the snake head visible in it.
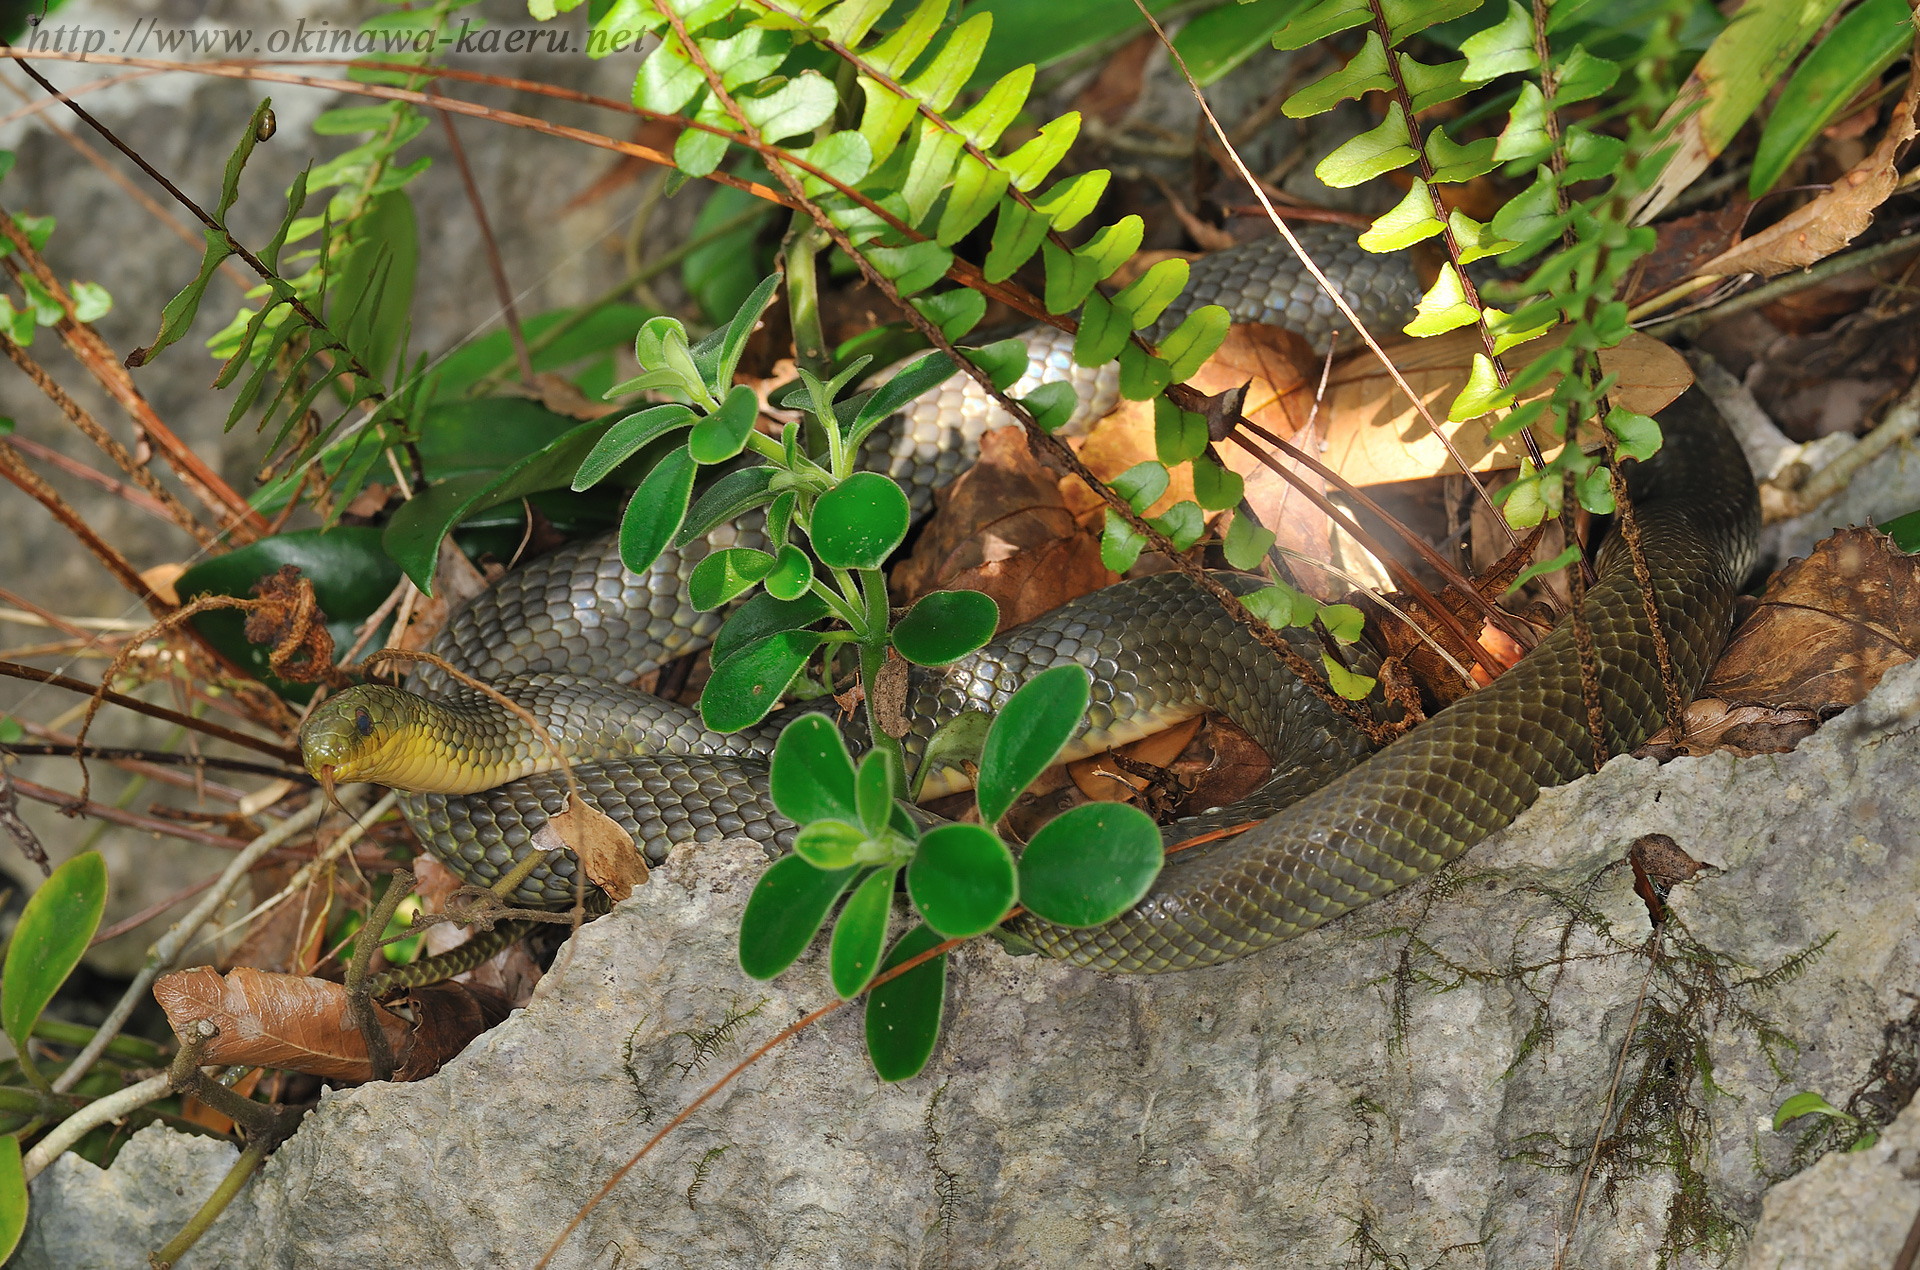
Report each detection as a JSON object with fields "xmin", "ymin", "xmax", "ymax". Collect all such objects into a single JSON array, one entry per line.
[{"xmin": 299, "ymin": 684, "xmax": 415, "ymax": 788}]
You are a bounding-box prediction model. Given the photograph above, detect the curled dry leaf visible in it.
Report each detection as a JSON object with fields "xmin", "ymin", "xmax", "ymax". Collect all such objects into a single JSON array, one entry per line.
[
  {"xmin": 533, "ymin": 792, "xmax": 647, "ymax": 902},
  {"xmin": 1692, "ymin": 54, "xmax": 1920, "ymax": 279},
  {"xmin": 1641, "ymin": 527, "xmax": 1919, "ymax": 758},
  {"xmin": 1068, "ymin": 714, "xmax": 1204, "ymax": 803},
  {"xmin": 892, "ymin": 427, "xmax": 1115, "ymax": 629},
  {"xmin": 1308, "ymin": 328, "xmax": 1692, "ymax": 489},
  {"xmin": 154, "ymin": 965, "xmax": 409, "ymax": 1082},
  {"xmin": 391, "ymin": 981, "xmax": 515, "ymax": 1082}
]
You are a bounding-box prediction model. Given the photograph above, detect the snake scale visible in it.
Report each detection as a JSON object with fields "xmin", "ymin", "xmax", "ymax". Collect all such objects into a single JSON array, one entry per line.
[{"xmin": 300, "ymin": 225, "xmax": 1760, "ymax": 973}]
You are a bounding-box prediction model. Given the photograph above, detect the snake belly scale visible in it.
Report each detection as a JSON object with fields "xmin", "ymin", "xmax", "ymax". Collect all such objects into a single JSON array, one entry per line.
[{"xmin": 300, "ymin": 227, "xmax": 1759, "ymax": 974}]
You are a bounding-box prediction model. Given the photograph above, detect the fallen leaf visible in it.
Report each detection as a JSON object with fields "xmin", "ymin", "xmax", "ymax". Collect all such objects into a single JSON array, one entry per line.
[
  {"xmin": 1177, "ymin": 716, "xmax": 1273, "ymax": 814},
  {"xmin": 154, "ymin": 965, "xmax": 409, "ymax": 1082},
  {"xmin": 139, "ymin": 562, "xmax": 186, "ymax": 607},
  {"xmin": 1307, "ymin": 327, "xmax": 1692, "ymax": 489},
  {"xmin": 1637, "ymin": 698, "xmax": 1822, "ymax": 760},
  {"xmin": 534, "ymin": 791, "xmax": 647, "ymax": 902},
  {"xmin": 391, "ymin": 981, "xmax": 514, "ymax": 1082},
  {"xmin": 893, "ymin": 427, "xmax": 1115, "ymax": 628},
  {"xmin": 1691, "ymin": 55, "xmax": 1920, "ymax": 279},
  {"xmin": 179, "ymin": 1067, "xmax": 263, "ymax": 1135},
  {"xmin": 1630, "ymin": 201, "xmax": 1751, "ymax": 304},
  {"xmin": 1069, "ymin": 714, "xmax": 1205, "ymax": 803},
  {"xmin": 342, "ymin": 481, "xmax": 392, "ymax": 519}
]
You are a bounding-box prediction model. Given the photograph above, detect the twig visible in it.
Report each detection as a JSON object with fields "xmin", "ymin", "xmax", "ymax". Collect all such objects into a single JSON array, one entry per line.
[
  {"xmin": 19, "ymin": 1071, "xmax": 171, "ymax": 1180},
  {"xmin": 1640, "ymin": 233, "xmax": 1920, "ymax": 337},
  {"xmin": 434, "ymin": 93, "xmax": 532, "ymax": 385},
  {"xmin": 48, "ymin": 793, "xmax": 334, "ymax": 1093},
  {"xmin": 0, "ymin": 442, "xmax": 172, "ymax": 614},
  {"xmin": 0, "ymin": 743, "xmax": 304, "ymax": 780},
  {"xmin": 89, "ymin": 874, "xmax": 218, "ymax": 946},
  {"xmin": 1553, "ymin": 935, "xmax": 1661, "ymax": 1269},
  {"xmin": 1563, "ymin": 472, "xmax": 1608, "ymax": 771},
  {"xmin": 345, "ymin": 868, "xmax": 414, "ymax": 1082},
  {"xmin": 0, "ymin": 434, "xmax": 174, "ymax": 525},
  {"xmin": 0, "ymin": 768, "xmax": 48, "ymax": 873},
  {"xmin": 5, "ymin": 775, "xmax": 254, "ymax": 850},
  {"xmin": 0, "ymin": 661, "xmax": 301, "ymax": 763}
]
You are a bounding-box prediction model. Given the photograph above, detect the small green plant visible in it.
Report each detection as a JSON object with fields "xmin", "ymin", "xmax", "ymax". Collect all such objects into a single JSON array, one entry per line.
[
  {"xmin": 737, "ymin": 667, "xmax": 1162, "ymax": 1081},
  {"xmin": 1772, "ymin": 1090, "xmax": 1880, "ymax": 1152}
]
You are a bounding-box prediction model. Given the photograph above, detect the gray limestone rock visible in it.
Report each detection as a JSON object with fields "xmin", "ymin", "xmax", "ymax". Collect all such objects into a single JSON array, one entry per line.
[{"xmin": 23, "ymin": 660, "xmax": 1920, "ymax": 1268}]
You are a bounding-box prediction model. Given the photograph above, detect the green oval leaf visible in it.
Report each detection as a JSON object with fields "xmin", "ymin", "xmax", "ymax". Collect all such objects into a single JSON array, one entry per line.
[
  {"xmin": 701, "ymin": 629, "xmax": 824, "ymax": 732},
  {"xmin": 687, "ymin": 384, "xmax": 763, "ymax": 464},
  {"xmin": 2, "ymin": 851, "xmax": 107, "ymax": 1055},
  {"xmin": 892, "ymin": 590, "xmax": 998, "ymax": 667},
  {"xmin": 739, "ymin": 856, "xmax": 860, "ymax": 980},
  {"xmin": 768, "ymin": 712, "xmax": 858, "ymax": 824},
  {"xmin": 976, "ymin": 663, "xmax": 1090, "ymax": 825},
  {"xmin": 1773, "ymin": 1090, "xmax": 1844, "ymax": 1131},
  {"xmin": 1017, "ymin": 802, "xmax": 1163, "ymax": 928},
  {"xmin": 763, "ymin": 544, "xmax": 815, "ymax": 601},
  {"xmin": 571, "ymin": 403, "xmax": 696, "ymax": 491},
  {"xmin": 0, "ymin": 1135, "xmax": 24, "ymax": 1263},
  {"xmin": 906, "ymin": 823, "xmax": 1016, "ymax": 939},
  {"xmin": 865, "ymin": 922, "xmax": 947, "ymax": 1082},
  {"xmin": 1020, "ymin": 379, "xmax": 1079, "ymax": 434},
  {"xmin": 1111, "ymin": 460, "xmax": 1170, "ymax": 513},
  {"xmin": 711, "ymin": 591, "xmax": 829, "ymax": 666},
  {"xmin": 856, "ymin": 749, "xmax": 897, "ymax": 835},
  {"xmin": 794, "ymin": 820, "xmax": 868, "ymax": 870},
  {"xmin": 687, "ymin": 547, "xmax": 776, "ymax": 612},
  {"xmin": 617, "ymin": 444, "xmax": 698, "ymax": 576},
  {"xmin": 675, "ymin": 465, "xmax": 777, "ymax": 548},
  {"xmin": 809, "ymin": 472, "xmax": 911, "ymax": 569},
  {"xmin": 831, "ymin": 866, "xmax": 895, "ymax": 998}
]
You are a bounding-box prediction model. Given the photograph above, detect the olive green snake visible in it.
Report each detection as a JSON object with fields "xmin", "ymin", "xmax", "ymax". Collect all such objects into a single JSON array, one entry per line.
[{"xmin": 300, "ymin": 226, "xmax": 1760, "ymax": 973}]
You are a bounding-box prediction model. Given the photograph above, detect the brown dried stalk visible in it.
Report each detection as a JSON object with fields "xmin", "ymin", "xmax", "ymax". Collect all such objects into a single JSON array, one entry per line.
[{"xmin": 0, "ymin": 441, "xmax": 171, "ymax": 614}]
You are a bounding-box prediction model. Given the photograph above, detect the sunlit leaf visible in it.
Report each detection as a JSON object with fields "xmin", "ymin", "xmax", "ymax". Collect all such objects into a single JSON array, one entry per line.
[
  {"xmin": 976, "ymin": 663, "xmax": 1090, "ymax": 825},
  {"xmin": 1017, "ymin": 802, "xmax": 1162, "ymax": 927},
  {"xmin": 2, "ymin": 852, "xmax": 106, "ymax": 1057},
  {"xmin": 739, "ymin": 856, "xmax": 859, "ymax": 980},
  {"xmin": 906, "ymin": 824, "xmax": 1016, "ymax": 938}
]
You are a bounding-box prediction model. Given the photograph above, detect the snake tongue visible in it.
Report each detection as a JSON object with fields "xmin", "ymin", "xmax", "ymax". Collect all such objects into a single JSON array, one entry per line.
[{"xmin": 317, "ymin": 764, "xmax": 337, "ymax": 806}]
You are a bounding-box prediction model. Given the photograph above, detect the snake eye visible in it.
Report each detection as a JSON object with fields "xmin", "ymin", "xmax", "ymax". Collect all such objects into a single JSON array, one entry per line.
[{"xmin": 353, "ymin": 706, "xmax": 374, "ymax": 738}]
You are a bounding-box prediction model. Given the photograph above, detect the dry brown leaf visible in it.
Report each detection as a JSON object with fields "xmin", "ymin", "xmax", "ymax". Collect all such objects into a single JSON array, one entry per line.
[
  {"xmin": 139, "ymin": 562, "xmax": 186, "ymax": 607},
  {"xmin": 1700, "ymin": 526, "xmax": 1920, "ymax": 712},
  {"xmin": 1692, "ymin": 62, "xmax": 1920, "ymax": 279},
  {"xmin": 1637, "ymin": 698, "xmax": 1822, "ymax": 760},
  {"xmin": 1178, "ymin": 717, "xmax": 1273, "ymax": 814},
  {"xmin": 391, "ymin": 981, "xmax": 514, "ymax": 1082},
  {"xmin": 892, "ymin": 427, "xmax": 1115, "ymax": 628},
  {"xmin": 535, "ymin": 792, "xmax": 647, "ymax": 901},
  {"xmin": 394, "ymin": 538, "xmax": 497, "ymax": 653},
  {"xmin": 1308, "ymin": 327, "xmax": 1692, "ymax": 489},
  {"xmin": 154, "ymin": 965, "xmax": 410, "ymax": 1082}
]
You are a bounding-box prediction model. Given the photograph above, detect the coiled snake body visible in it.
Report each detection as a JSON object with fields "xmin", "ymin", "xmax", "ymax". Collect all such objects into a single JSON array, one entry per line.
[{"xmin": 300, "ymin": 227, "xmax": 1759, "ymax": 973}]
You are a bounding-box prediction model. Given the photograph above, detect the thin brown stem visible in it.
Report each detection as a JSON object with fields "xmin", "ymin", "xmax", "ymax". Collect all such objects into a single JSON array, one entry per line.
[
  {"xmin": 345, "ymin": 869, "xmax": 414, "ymax": 1082},
  {"xmin": 1605, "ymin": 457, "xmax": 1686, "ymax": 734},
  {"xmin": 1, "ymin": 434, "xmax": 172, "ymax": 522},
  {"xmin": 5, "ymin": 775, "xmax": 253, "ymax": 850},
  {"xmin": 0, "ymin": 660, "xmax": 301, "ymax": 762},
  {"xmin": 0, "ymin": 441, "xmax": 172, "ymax": 613},
  {"xmin": 434, "ymin": 95, "xmax": 533, "ymax": 385},
  {"xmin": 1563, "ymin": 472, "xmax": 1608, "ymax": 771}
]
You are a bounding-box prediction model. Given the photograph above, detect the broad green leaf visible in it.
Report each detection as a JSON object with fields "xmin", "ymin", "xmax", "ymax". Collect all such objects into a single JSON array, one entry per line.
[
  {"xmin": 0, "ymin": 1136, "xmax": 23, "ymax": 1263},
  {"xmin": 810, "ymin": 472, "xmax": 911, "ymax": 568},
  {"xmin": 1031, "ymin": 170, "xmax": 1110, "ymax": 231},
  {"xmin": 905, "ymin": 11, "xmax": 991, "ymax": 112},
  {"xmin": 770, "ymin": 713, "xmax": 859, "ymax": 824},
  {"xmin": 906, "ymin": 824, "xmax": 1017, "ymax": 938},
  {"xmin": 1244, "ymin": 581, "xmax": 1316, "ymax": 628},
  {"xmin": 711, "ymin": 592, "xmax": 830, "ymax": 667},
  {"xmin": 1509, "ymin": 543, "xmax": 1582, "ymax": 591},
  {"xmin": 739, "ymin": 856, "xmax": 859, "ymax": 980},
  {"xmin": 1157, "ymin": 304, "xmax": 1230, "ymax": 380},
  {"xmin": 1323, "ymin": 652, "xmax": 1377, "ymax": 700},
  {"xmin": 1021, "ymin": 380, "xmax": 1079, "ymax": 433},
  {"xmin": 2, "ymin": 852, "xmax": 106, "ymax": 1057},
  {"xmin": 865, "ymin": 922, "xmax": 946, "ymax": 1082},
  {"xmin": 984, "ymin": 198, "xmax": 1049, "ymax": 283},
  {"xmin": 1551, "ymin": 44, "xmax": 1620, "ymax": 106},
  {"xmin": 902, "ymin": 125, "xmax": 967, "ymax": 225},
  {"xmin": 1448, "ymin": 353, "xmax": 1514, "ymax": 421},
  {"xmin": 1112, "ymin": 460, "xmax": 1170, "ymax": 513},
  {"xmin": 1176, "ymin": 0, "xmax": 1304, "ymax": 85},
  {"xmin": 1607, "ymin": 407, "xmax": 1664, "ymax": 461},
  {"xmin": 866, "ymin": 0, "xmax": 946, "ymax": 76},
  {"xmin": 1112, "ymin": 257, "xmax": 1189, "ymax": 329},
  {"xmin": 1425, "ymin": 125, "xmax": 1498, "ymax": 183},
  {"xmin": 977, "ymin": 663, "xmax": 1089, "ymax": 825},
  {"xmin": 687, "ymin": 385, "xmax": 763, "ymax": 464},
  {"xmin": 1151, "ymin": 500, "xmax": 1205, "ymax": 550},
  {"xmin": 1404, "ymin": 264, "xmax": 1481, "ymax": 336},
  {"xmin": 850, "ymin": 351, "xmax": 959, "ymax": 450},
  {"xmin": 1459, "ymin": 0, "xmax": 1537, "ymax": 81},
  {"xmin": 616, "ymin": 444, "xmax": 699, "ymax": 577},
  {"xmin": 1191, "ymin": 455, "xmax": 1244, "ymax": 511},
  {"xmin": 893, "ymin": 590, "xmax": 999, "ymax": 667},
  {"xmin": 638, "ymin": 38, "xmax": 702, "ymax": 113},
  {"xmin": 1494, "ymin": 83, "xmax": 1554, "ymax": 166},
  {"xmin": 707, "ymin": 273, "xmax": 782, "ymax": 397},
  {"xmin": 1400, "ymin": 54, "xmax": 1470, "ymax": 112},
  {"xmin": 1752, "ymin": 0, "xmax": 1909, "ymax": 196},
  {"xmin": 387, "ymin": 420, "xmax": 616, "ymax": 594},
  {"xmin": 1017, "ymin": 802, "xmax": 1162, "ymax": 927},
  {"xmin": 820, "ymin": 0, "xmax": 891, "ymax": 46},
  {"xmin": 764, "ymin": 544, "xmax": 814, "ymax": 601},
  {"xmin": 707, "ymin": 26, "xmax": 789, "ymax": 92},
  {"xmin": 740, "ymin": 71, "xmax": 838, "ymax": 142},
  {"xmin": 1318, "ymin": 603, "xmax": 1367, "ymax": 643},
  {"xmin": 911, "ymin": 291, "xmax": 987, "ymax": 342},
  {"xmin": 704, "ymin": 626, "xmax": 825, "ymax": 732},
  {"xmin": 795, "ymin": 820, "xmax": 870, "ymax": 870},
  {"xmin": 786, "ymin": 130, "xmax": 874, "ymax": 197},
  {"xmin": 1154, "ymin": 397, "xmax": 1208, "ymax": 465},
  {"xmin": 911, "ymin": 709, "xmax": 993, "ymax": 800},
  {"xmin": 1881, "ymin": 508, "xmax": 1920, "ymax": 553},
  {"xmin": 676, "ymin": 466, "xmax": 777, "ymax": 546},
  {"xmin": 965, "ymin": 338, "xmax": 1030, "ymax": 392},
  {"xmin": 687, "ymin": 547, "xmax": 777, "ymax": 611},
  {"xmin": 1274, "ymin": 0, "xmax": 1371, "ymax": 50},
  {"xmin": 856, "ymin": 77, "xmax": 919, "ymax": 165},
  {"xmin": 1117, "ymin": 344, "xmax": 1174, "ymax": 401},
  {"xmin": 1101, "ymin": 509, "xmax": 1147, "ymax": 573},
  {"xmin": 1490, "ymin": 165, "xmax": 1564, "ymax": 248},
  {"xmin": 867, "ymin": 241, "xmax": 954, "ymax": 297},
  {"xmin": 1360, "ymin": 180, "xmax": 1446, "ymax": 252},
  {"xmin": 1042, "ymin": 241, "xmax": 1103, "ymax": 315},
  {"xmin": 1482, "ymin": 306, "xmax": 1554, "ymax": 355},
  {"xmin": 69, "ymin": 281, "xmax": 111, "ymax": 323},
  {"xmin": 1285, "ymin": 32, "xmax": 1392, "ymax": 117},
  {"xmin": 573, "ymin": 405, "xmax": 697, "ymax": 490},
  {"xmin": 1073, "ymin": 291, "xmax": 1133, "ymax": 367},
  {"xmin": 856, "ymin": 750, "xmax": 897, "ymax": 836},
  {"xmin": 1316, "ymin": 104, "xmax": 1417, "ymax": 189},
  {"xmin": 937, "ymin": 156, "xmax": 1010, "ymax": 246},
  {"xmin": 1078, "ymin": 216, "xmax": 1143, "ymax": 282},
  {"xmin": 1447, "ymin": 209, "xmax": 1516, "ymax": 265},
  {"xmin": 677, "ymin": 120, "xmax": 733, "ymax": 179},
  {"xmin": 1561, "ymin": 127, "xmax": 1626, "ymax": 183},
  {"xmin": 1000, "ymin": 112, "xmax": 1081, "ymax": 190},
  {"xmin": 955, "ymin": 65, "xmax": 1034, "ymax": 148},
  {"xmin": 1772, "ymin": 1090, "xmax": 1844, "ymax": 1130},
  {"xmin": 831, "ymin": 867, "xmax": 896, "ymax": 997},
  {"xmin": 1224, "ymin": 511, "xmax": 1276, "ymax": 569},
  {"xmin": 176, "ymin": 527, "xmax": 400, "ymax": 702},
  {"xmin": 1382, "ymin": 0, "xmax": 1482, "ymax": 42}
]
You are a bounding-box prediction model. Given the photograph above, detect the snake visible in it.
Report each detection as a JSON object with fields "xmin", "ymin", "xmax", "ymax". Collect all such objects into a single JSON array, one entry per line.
[{"xmin": 299, "ymin": 224, "xmax": 1760, "ymax": 973}]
